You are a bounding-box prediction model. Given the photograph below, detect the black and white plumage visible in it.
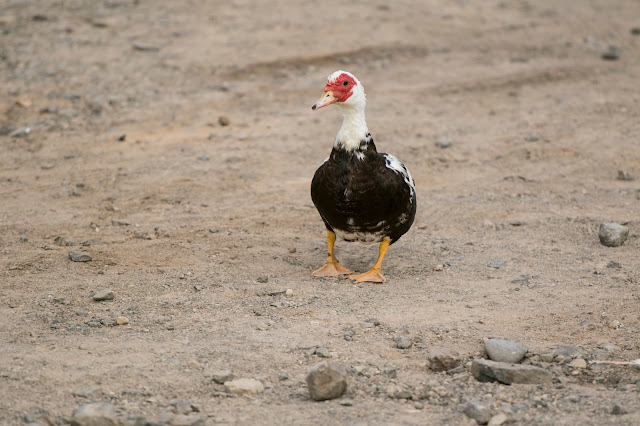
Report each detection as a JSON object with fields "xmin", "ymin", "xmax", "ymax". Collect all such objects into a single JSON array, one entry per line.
[{"xmin": 309, "ymin": 71, "xmax": 416, "ymax": 283}]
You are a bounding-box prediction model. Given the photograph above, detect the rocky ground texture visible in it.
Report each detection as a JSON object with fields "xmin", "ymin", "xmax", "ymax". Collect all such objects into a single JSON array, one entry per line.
[{"xmin": 1, "ymin": 0, "xmax": 640, "ymax": 425}]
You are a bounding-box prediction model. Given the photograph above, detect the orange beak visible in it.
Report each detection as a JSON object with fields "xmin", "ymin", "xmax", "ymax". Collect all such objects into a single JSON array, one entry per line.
[{"xmin": 312, "ymin": 90, "xmax": 337, "ymax": 111}]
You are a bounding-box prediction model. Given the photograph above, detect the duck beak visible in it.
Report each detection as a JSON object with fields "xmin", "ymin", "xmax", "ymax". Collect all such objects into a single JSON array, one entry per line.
[{"xmin": 312, "ymin": 90, "xmax": 337, "ymax": 111}]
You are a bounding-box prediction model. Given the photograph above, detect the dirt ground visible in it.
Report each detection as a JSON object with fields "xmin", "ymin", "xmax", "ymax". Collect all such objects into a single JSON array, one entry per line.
[{"xmin": 2, "ymin": 0, "xmax": 640, "ymax": 424}]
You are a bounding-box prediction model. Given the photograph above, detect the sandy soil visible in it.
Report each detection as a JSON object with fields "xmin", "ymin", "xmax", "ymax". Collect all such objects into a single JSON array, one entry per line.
[{"xmin": 2, "ymin": 0, "xmax": 640, "ymax": 424}]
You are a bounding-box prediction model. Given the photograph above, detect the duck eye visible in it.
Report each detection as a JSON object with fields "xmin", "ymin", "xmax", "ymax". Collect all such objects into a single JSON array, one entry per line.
[{"xmin": 343, "ymin": 80, "xmax": 348, "ymax": 86}]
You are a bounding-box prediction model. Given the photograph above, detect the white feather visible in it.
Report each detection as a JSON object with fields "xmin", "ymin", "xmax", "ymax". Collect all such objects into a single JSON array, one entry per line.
[{"xmin": 383, "ymin": 154, "xmax": 416, "ymax": 201}]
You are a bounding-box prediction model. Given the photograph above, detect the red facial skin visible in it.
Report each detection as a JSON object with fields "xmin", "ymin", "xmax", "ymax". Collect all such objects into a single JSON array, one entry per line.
[{"xmin": 324, "ymin": 73, "xmax": 357, "ymax": 102}]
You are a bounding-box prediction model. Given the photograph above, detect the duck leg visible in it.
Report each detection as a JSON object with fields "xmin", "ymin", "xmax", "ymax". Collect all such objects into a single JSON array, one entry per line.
[
  {"xmin": 312, "ymin": 230, "xmax": 353, "ymax": 277},
  {"xmin": 349, "ymin": 238, "xmax": 390, "ymax": 283}
]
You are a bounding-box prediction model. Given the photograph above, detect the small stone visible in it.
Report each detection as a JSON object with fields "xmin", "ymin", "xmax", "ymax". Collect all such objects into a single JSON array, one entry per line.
[
  {"xmin": 632, "ymin": 27, "xmax": 640, "ymax": 35},
  {"xmin": 197, "ymin": 155, "xmax": 209, "ymax": 161},
  {"xmin": 306, "ymin": 361, "xmax": 347, "ymax": 401},
  {"xmin": 297, "ymin": 341, "xmax": 322, "ymax": 350},
  {"xmin": 552, "ymin": 345, "xmax": 585, "ymax": 360},
  {"xmin": 464, "ymin": 400, "xmax": 491, "ymax": 425},
  {"xmin": 539, "ymin": 353, "xmax": 555, "ymax": 363},
  {"xmin": 65, "ymin": 238, "xmax": 77, "ymax": 246},
  {"xmin": 343, "ymin": 329, "xmax": 354, "ymax": 341},
  {"xmin": 24, "ymin": 409, "xmax": 53, "ymax": 425},
  {"xmin": 132, "ymin": 41, "xmax": 159, "ymax": 51},
  {"xmin": 117, "ymin": 134, "xmax": 126, "ymax": 142},
  {"xmin": 340, "ymin": 399, "xmax": 353, "ymax": 406},
  {"xmin": 472, "ymin": 359, "xmax": 552, "ymax": 384},
  {"xmin": 435, "ymin": 138, "xmax": 452, "ymax": 148},
  {"xmin": 599, "ymin": 343, "xmax": 619, "ymax": 352},
  {"xmin": 601, "ymin": 45, "xmax": 619, "ymax": 60},
  {"xmin": 488, "ymin": 413, "xmax": 508, "ymax": 426},
  {"xmin": 218, "ymin": 116, "xmax": 230, "ymax": 126},
  {"xmin": 54, "ymin": 236, "xmax": 65, "ymax": 246},
  {"xmin": 70, "ymin": 402, "xmax": 117, "ymax": 426},
  {"xmin": 315, "ymin": 347, "xmax": 330, "ymax": 358},
  {"xmin": 617, "ymin": 170, "xmax": 634, "ymax": 181},
  {"xmin": 488, "ymin": 261, "xmax": 505, "ymax": 269},
  {"xmin": 414, "ymin": 401, "xmax": 424, "ymax": 410},
  {"xmin": 224, "ymin": 378, "xmax": 264, "ymax": 395},
  {"xmin": 211, "ymin": 371, "xmax": 234, "ymax": 384},
  {"xmin": 72, "ymin": 387, "xmax": 103, "ymax": 399},
  {"xmin": 257, "ymin": 275, "xmax": 268, "ymax": 283},
  {"xmin": 69, "ymin": 251, "xmax": 92, "ymax": 262},
  {"xmin": 568, "ymin": 359, "xmax": 587, "ymax": 369},
  {"xmin": 383, "ymin": 366, "xmax": 397, "ymax": 378},
  {"xmin": 116, "ymin": 316, "xmax": 129, "ymax": 325},
  {"xmin": 386, "ymin": 383, "xmax": 413, "ymax": 399},
  {"xmin": 599, "ymin": 223, "xmax": 629, "ymax": 247},
  {"xmin": 395, "ymin": 337, "xmax": 413, "ymax": 349},
  {"xmin": 485, "ymin": 339, "xmax": 527, "ymax": 363},
  {"xmin": 433, "ymin": 264, "xmax": 444, "ymax": 271},
  {"xmin": 607, "ymin": 319, "xmax": 622, "ymax": 329},
  {"xmin": 606, "ymin": 261, "xmax": 622, "ymax": 269},
  {"xmin": 278, "ymin": 372, "xmax": 288, "ymax": 381},
  {"xmin": 92, "ymin": 289, "xmax": 114, "ymax": 302},
  {"xmin": 285, "ymin": 289, "xmax": 293, "ymax": 297},
  {"xmin": 612, "ymin": 404, "xmax": 627, "ymax": 415},
  {"xmin": 428, "ymin": 347, "xmax": 462, "ymax": 372},
  {"xmin": 10, "ymin": 127, "xmax": 30, "ymax": 138}
]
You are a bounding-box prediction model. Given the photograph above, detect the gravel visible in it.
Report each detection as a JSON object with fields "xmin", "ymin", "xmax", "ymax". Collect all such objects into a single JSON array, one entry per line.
[
  {"xmin": 395, "ymin": 337, "xmax": 413, "ymax": 349},
  {"xmin": 211, "ymin": 370, "xmax": 234, "ymax": 384},
  {"xmin": 484, "ymin": 339, "xmax": 527, "ymax": 363},
  {"xmin": 306, "ymin": 361, "xmax": 347, "ymax": 401}
]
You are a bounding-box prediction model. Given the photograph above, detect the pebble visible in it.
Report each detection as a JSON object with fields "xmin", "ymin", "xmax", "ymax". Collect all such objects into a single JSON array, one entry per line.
[
  {"xmin": 72, "ymin": 387, "xmax": 103, "ymax": 399},
  {"xmin": 487, "ymin": 261, "xmax": 505, "ymax": 269},
  {"xmin": 70, "ymin": 402, "xmax": 117, "ymax": 426},
  {"xmin": 617, "ymin": 170, "xmax": 634, "ymax": 181},
  {"xmin": 395, "ymin": 337, "xmax": 413, "ymax": 349},
  {"xmin": 297, "ymin": 341, "xmax": 322, "ymax": 350},
  {"xmin": 383, "ymin": 366, "xmax": 397, "ymax": 378},
  {"xmin": 92, "ymin": 289, "xmax": 114, "ymax": 302},
  {"xmin": 632, "ymin": 27, "xmax": 640, "ymax": 35},
  {"xmin": 435, "ymin": 138, "xmax": 452, "ymax": 148},
  {"xmin": 612, "ymin": 404, "xmax": 627, "ymax": 415},
  {"xmin": 472, "ymin": 359, "xmax": 552, "ymax": 384},
  {"xmin": 197, "ymin": 155, "xmax": 209, "ymax": 161},
  {"xmin": 463, "ymin": 400, "xmax": 491, "ymax": 425},
  {"xmin": 428, "ymin": 347, "xmax": 462, "ymax": 372},
  {"xmin": 488, "ymin": 413, "xmax": 508, "ymax": 426},
  {"xmin": 606, "ymin": 261, "xmax": 621, "ymax": 269},
  {"xmin": 552, "ymin": 345, "xmax": 585, "ymax": 360},
  {"xmin": 306, "ymin": 361, "xmax": 347, "ymax": 401},
  {"xmin": 10, "ymin": 127, "xmax": 30, "ymax": 138},
  {"xmin": 484, "ymin": 339, "xmax": 527, "ymax": 364},
  {"xmin": 568, "ymin": 359, "xmax": 587, "ymax": 369},
  {"xmin": 598, "ymin": 223, "xmax": 629, "ymax": 247},
  {"xmin": 344, "ymin": 329, "xmax": 355, "ymax": 341},
  {"xmin": 315, "ymin": 347, "xmax": 330, "ymax": 358},
  {"xmin": 211, "ymin": 370, "xmax": 233, "ymax": 384},
  {"xmin": 340, "ymin": 399, "xmax": 353, "ymax": 406},
  {"xmin": 599, "ymin": 342, "xmax": 619, "ymax": 352},
  {"xmin": 132, "ymin": 41, "xmax": 159, "ymax": 51},
  {"xmin": 414, "ymin": 401, "xmax": 424, "ymax": 410},
  {"xmin": 224, "ymin": 378, "xmax": 264, "ymax": 396},
  {"xmin": 601, "ymin": 45, "xmax": 619, "ymax": 60},
  {"xmin": 69, "ymin": 251, "xmax": 92, "ymax": 262},
  {"xmin": 116, "ymin": 316, "xmax": 129, "ymax": 325},
  {"xmin": 218, "ymin": 115, "xmax": 230, "ymax": 126},
  {"xmin": 257, "ymin": 275, "xmax": 268, "ymax": 283}
]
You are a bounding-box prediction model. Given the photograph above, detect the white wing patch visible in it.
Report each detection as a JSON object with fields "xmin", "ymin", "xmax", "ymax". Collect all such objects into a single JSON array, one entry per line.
[{"xmin": 383, "ymin": 154, "xmax": 415, "ymax": 201}]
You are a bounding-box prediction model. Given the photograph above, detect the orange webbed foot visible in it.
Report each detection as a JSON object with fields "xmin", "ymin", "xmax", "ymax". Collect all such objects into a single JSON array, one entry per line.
[
  {"xmin": 348, "ymin": 268, "xmax": 386, "ymax": 283},
  {"xmin": 312, "ymin": 257, "xmax": 353, "ymax": 277}
]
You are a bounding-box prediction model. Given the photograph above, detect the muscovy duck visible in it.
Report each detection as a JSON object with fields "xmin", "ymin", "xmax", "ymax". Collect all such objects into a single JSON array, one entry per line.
[{"xmin": 310, "ymin": 71, "xmax": 416, "ymax": 283}]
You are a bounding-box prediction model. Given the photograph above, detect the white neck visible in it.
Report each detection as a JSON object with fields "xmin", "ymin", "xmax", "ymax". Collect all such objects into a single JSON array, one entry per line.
[{"xmin": 334, "ymin": 102, "xmax": 369, "ymax": 151}]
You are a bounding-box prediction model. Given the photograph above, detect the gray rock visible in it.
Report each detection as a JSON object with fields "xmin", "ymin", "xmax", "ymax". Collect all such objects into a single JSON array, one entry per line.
[
  {"xmin": 218, "ymin": 116, "xmax": 230, "ymax": 126},
  {"xmin": 617, "ymin": 170, "xmax": 634, "ymax": 181},
  {"xmin": 257, "ymin": 275, "xmax": 268, "ymax": 283},
  {"xmin": 10, "ymin": 127, "xmax": 30, "ymax": 138},
  {"xmin": 632, "ymin": 27, "xmax": 640, "ymax": 35},
  {"xmin": 601, "ymin": 45, "xmax": 619, "ymax": 60},
  {"xmin": 386, "ymin": 383, "xmax": 413, "ymax": 399},
  {"xmin": 383, "ymin": 366, "xmax": 397, "ymax": 378},
  {"xmin": 70, "ymin": 402, "xmax": 117, "ymax": 426},
  {"xmin": 488, "ymin": 261, "xmax": 505, "ymax": 269},
  {"xmin": 211, "ymin": 370, "xmax": 234, "ymax": 384},
  {"xmin": 471, "ymin": 359, "xmax": 552, "ymax": 384},
  {"xmin": 92, "ymin": 289, "xmax": 114, "ymax": 302},
  {"xmin": 485, "ymin": 339, "xmax": 527, "ymax": 363},
  {"xmin": 463, "ymin": 400, "xmax": 491, "ymax": 425},
  {"xmin": 224, "ymin": 378, "xmax": 264, "ymax": 395},
  {"xmin": 343, "ymin": 329, "xmax": 354, "ymax": 341},
  {"xmin": 72, "ymin": 387, "xmax": 103, "ymax": 399},
  {"xmin": 132, "ymin": 41, "xmax": 159, "ymax": 51},
  {"xmin": 306, "ymin": 361, "xmax": 347, "ymax": 401},
  {"xmin": 395, "ymin": 337, "xmax": 413, "ymax": 349},
  {"xmin": 315, "ymin": 347, "xmax": 330, "ymax": 358},
  {"xmin": 599, "ymin": 223, "xmax": 629, "ymax": 247},
  {"xmin": 69, "ymin": 251, "xmax": 92, "ymax": 262},
  {"xmin": 428, "ymin": 347, "xmax": 462, "ymax": 372},
  {"xmin": 612, "ymin": 404, "xmax": 627, "ymax": 415},
  {"xmin": 435, "ymin": 138, "xmax": 452, "ymax": 149},
  {"xmin": 599, "ymin": 343, "xmax": 619, "ymax": 352},
  {"xmin": 488, "ymin": 413, "xmax": 508, "ymax": 426},
  {"xmin": 297, "ymin": 341, "xmax": 322, "ymax": 350},
  {"xmin": 552, "ymin": 345, "xmax": 585, "ymax": 360}
]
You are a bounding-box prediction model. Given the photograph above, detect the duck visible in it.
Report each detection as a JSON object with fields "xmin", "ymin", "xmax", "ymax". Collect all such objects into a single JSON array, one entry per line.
[{"xmin": 310, "ymin": 71, "xmax": 416, "ymax": 283}]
